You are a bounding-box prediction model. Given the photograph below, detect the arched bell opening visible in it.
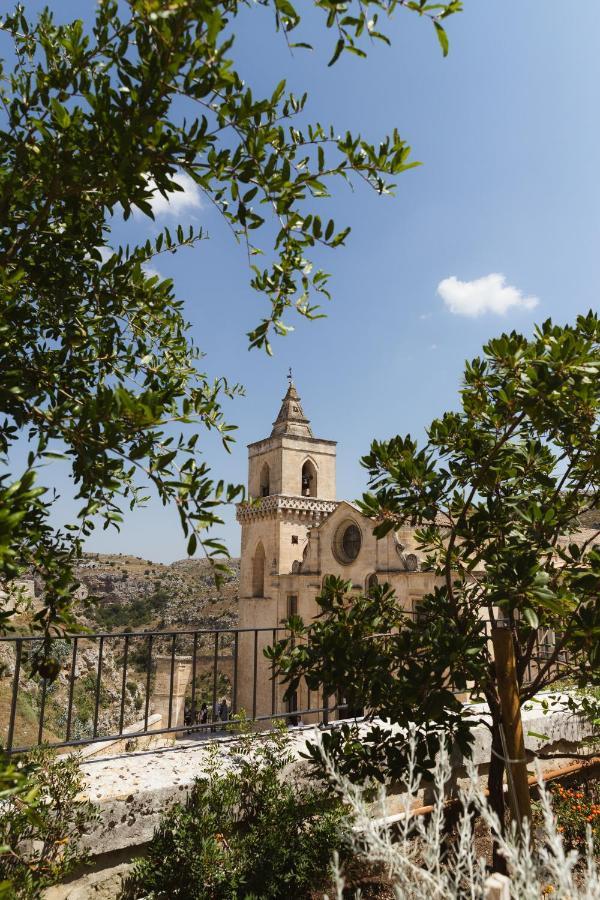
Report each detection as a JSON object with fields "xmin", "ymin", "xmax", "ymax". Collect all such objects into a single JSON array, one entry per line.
[
  {"xmin": 301, "ymin": 459, "xmax": 317, "ymax": 497},
  {"xmin": 260, "ymin": 463, "xmax": 270, "ymax": 498}
]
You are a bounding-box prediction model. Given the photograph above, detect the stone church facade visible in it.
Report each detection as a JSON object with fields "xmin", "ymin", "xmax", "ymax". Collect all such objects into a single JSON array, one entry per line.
[{"xmin": 235, "ymin": 378, "xmax": 440, "ymax": 720}]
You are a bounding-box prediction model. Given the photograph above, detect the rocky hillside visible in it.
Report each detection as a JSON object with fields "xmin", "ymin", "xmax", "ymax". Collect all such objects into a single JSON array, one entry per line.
[
  {"xmin": 578, "ymin": 508, "xmax": 600, "ymax": 530},
  {"xmin": 71, "ymin": 552, "xmax": 240, "ymax": 633}
]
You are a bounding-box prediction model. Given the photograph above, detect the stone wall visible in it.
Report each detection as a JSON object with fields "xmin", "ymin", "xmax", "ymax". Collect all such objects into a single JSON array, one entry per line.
[{"xmin": 77, "ymin": 694, "xmax": 597, "ymax": 858}]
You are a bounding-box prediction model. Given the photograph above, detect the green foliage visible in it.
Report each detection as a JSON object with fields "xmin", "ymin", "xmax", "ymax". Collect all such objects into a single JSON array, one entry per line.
[
  {"xmin": 270, "ymin": 315, "xmax": 600, "ymax": 816},
  {"xmin": 0, "ymin": 748, "xmax": 98, "ymax": 899},
  {"xmin": 360, "ymin": 313, "xmax": 600, "ymax": 698},
  {"xmin": 71, "ymin": 672, "xmax": 110, "ymax": 727},
  {"xmin": 121, "ymin": 724, "xmax": 349, "ymax": 899},
  {"xmin": 91, "ymin": 589, "xmax": 168, "ymax": 629}
]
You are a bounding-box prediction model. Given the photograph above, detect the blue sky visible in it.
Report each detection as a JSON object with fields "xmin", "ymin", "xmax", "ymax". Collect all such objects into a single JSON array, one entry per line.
[{"xmin": 13, "ymin": 1, "xmax": 600, "ymax": 561}]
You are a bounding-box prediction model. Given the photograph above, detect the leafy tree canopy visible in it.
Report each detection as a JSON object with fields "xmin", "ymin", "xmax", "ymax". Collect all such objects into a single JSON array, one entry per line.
[
  {"xmin": 0, "ymin": 0, "xmax": 461, "ymax": 647},
  {"xmin": 271, "ymin": 312, "xmax": 600, "ymax": 825}
]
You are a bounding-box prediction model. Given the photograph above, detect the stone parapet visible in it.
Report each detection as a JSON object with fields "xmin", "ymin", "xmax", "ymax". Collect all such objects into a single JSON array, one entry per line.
[{"xmin": 75, "ymin": 694, "xmax": 596, "ymax": 858}]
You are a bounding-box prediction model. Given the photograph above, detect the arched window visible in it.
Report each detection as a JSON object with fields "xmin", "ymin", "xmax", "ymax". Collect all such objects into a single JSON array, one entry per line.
[
  {"xmin": 366, "ymin": 573, "xmax": 378, "ymax": 593},
  {"xmin": 301, "ymin": 459, "xmax": 317, "ymax": 497},
  {"xmin": 260, "ymin": 463, "xmax": 270, "ymax": 498},
  {"xmin": 252, "ymin": 543, "xmax": 265, "ymax": 597}
]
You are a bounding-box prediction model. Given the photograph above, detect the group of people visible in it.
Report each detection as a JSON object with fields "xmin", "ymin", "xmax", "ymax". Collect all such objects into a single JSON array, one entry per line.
[{"xmin": 184, "ymin": 698, "xmax": 229, "ymax": 731}]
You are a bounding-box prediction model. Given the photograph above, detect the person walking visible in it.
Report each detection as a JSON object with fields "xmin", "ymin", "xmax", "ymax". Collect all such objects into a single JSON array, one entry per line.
[
  {"xmin": 199, "ymin": 702, "xmax": 208, "ymax": 726},
  {"xmin": 218, "ymin": 697, "xmax": 228, "ymax": 724}
]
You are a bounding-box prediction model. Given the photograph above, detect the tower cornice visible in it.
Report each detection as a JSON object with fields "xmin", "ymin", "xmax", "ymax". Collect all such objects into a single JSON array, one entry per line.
[
  {"xmin": 236, "ymin": 494, "xmax": 338, "ymax": 524},
  {"xmin": 247, "ymin": 434, "xmax": 337, "ymax": 451}
]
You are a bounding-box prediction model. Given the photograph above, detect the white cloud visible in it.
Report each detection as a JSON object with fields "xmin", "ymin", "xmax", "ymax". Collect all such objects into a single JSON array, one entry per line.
[
  {"xmin": 419, "ymin": 312, "xmax": 432, "ymax": 321},
  {"xmin": 437, "ymin": 273, "xmax": 539, "ymax": 318},
  {"xmin": 147, "ymin": 171, "xmax": 203, "ymax": 217},
  {"xmin": 142, "ymin": 264, "xmax": 162, "ymax": 280}
]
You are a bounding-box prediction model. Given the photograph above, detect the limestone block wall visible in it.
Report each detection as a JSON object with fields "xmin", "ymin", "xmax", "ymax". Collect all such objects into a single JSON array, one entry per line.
[
  {"xmin": 64, "ymin": 714, "xmax": 166, "ymax": 760},
  {"xmin": 279, "ymin": 437, "xmax": 336, "ymax": 499},
  {"xmin": 247, "ymin": 437, "xmax": 285, "ymax": 497},
  {"xmin": 247, "ymin": 435, "xmax": 336, "ymax": 500},
  {"xmin": 237, "ymin": 596, "xmax": 279, "ymax": 718},
  {"xmin": 276, "ymin": 515, "xmax": 310, "ymax": 576}
]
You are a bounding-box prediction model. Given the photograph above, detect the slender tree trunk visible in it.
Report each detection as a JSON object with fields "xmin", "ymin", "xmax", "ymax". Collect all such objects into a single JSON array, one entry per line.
[{"xmin": 488, "ymin": 719, "xmax": 507, "ymax": 874}]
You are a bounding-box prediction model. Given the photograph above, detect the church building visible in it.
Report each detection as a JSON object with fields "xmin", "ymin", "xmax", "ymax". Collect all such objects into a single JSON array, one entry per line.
[{"xmin": 235, "ymin": 376, "xmax": 440, "ymax": 720}]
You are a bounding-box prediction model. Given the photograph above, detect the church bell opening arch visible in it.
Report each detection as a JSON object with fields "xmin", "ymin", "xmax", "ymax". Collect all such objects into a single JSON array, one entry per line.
[
  {"xmin": 259, "ymin": 462, "xmax": 270, "ymax": 497},
  {"xmin": 301, "ymin": 458, "xmax": 318, "ymax": 497}
]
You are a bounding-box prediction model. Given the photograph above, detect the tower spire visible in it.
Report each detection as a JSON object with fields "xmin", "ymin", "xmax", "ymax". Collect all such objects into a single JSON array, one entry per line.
[{"xmin": 271, "ymin": 373, "xmax": 313, "ymax": 438}]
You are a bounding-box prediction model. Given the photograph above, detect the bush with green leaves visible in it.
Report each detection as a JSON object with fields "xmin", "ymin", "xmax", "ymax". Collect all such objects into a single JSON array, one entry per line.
[
  {"xmin": 0, "ymin": 748, "xmax": 98, "ymax": 899},
  {"xmin": 121, "ymin": 723, "xmax": 349, "ymax": 899},
  {"xmin": 90, "ymin": 590, "xmax": 168, "ymax": 630}
]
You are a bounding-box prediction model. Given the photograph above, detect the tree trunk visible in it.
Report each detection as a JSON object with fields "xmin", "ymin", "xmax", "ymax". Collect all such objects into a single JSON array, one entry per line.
[{"xmin": 488, "ymin": 720, "xmax": 507, "ymax": 874}]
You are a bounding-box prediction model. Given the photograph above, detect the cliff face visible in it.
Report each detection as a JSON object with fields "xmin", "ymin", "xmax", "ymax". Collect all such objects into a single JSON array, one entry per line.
[{"xmin": 72, "ymin": 553, "xmax": 240, "ymax": 633}]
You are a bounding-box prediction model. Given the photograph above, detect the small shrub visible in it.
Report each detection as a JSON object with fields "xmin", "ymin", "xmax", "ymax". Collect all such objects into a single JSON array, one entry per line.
[
  {"xmin": 121, "ymin": 723, "xmax": 349, "ymax": 899},
  {"xmin": 0, "ymin": 748, "xmax": 98, "ymax": 898},
  {"xmin": 549, "ymin": 782, "xmax": 600, "ymax": 854},
  {"xmin": 91, "ymin": 591, "xmax": 168, "ymax": 630}
]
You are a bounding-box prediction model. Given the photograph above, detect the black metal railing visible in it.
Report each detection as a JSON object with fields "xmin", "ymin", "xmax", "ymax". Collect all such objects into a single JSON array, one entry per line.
[
  {"xmin": 0, "ymin": 626, "xmax": 339, "ymax": 754},
  {"xmin": 0, "ymin": 618, "xmax": 571, "ymax": 755}
]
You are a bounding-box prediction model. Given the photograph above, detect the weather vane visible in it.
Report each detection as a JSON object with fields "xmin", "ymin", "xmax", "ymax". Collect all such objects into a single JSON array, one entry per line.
[{"xmin": 287, "ymin": 366, "xmax": 293, "ymax": 386}]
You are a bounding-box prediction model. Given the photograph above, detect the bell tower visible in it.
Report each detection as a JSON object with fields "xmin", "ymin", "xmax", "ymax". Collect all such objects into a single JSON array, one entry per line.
[{"xmin": 236, "ymin": 374, "xmax": 337, "ymax": 604}]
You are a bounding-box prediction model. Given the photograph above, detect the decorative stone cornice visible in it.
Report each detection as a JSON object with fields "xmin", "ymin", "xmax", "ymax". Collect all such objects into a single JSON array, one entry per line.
[{"xmin": 236, "ymin": 494, "xmax": 338, "ymax": 523}]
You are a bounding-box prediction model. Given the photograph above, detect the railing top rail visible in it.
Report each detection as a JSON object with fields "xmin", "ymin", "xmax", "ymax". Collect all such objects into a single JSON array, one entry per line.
[
  {"xmin": 0, "ymin": 618, "xmax": 536, "ymax": 642},
  {"xmin": 0, "ymin": 625, "xmax": 296, "ymax": 642}
]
